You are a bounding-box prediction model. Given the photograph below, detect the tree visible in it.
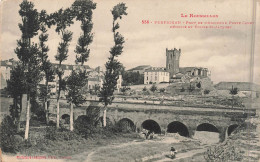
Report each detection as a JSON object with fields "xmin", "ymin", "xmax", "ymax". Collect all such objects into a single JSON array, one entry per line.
[
  {"xmin": 188, "ymin": 83, "xmax": 195, "ymax": 94},
  {"xmin": 204, "ymin": 89, "xmax": 210, "ymax": 95},
  {"xmin": 159, "ymin": 88, "xmax": 165, "ymax": 93},
  {"xmin": 122, "ymin": 71, "xmax": 144, "ymax": 85},
  {"xmin": 71, "ymin": 0, "xmax": 96, "ymax": 65},
  {"xmin": 66, "ymin": 70, "xmax": 88, "ymax": 131},
  {"xmin": 6, "ymin": 63, "xmax": 26, "ymax": 131},
  {"xmin": 230, "ymin": 86, "xmax": 239, "ymax": 108},
  {"xmin": 15, "ymin": 0, "xmax": 42, "ymax": 140},
  {"xmin": 99, "ymin": 3, "xmax": 127, "ymax": 127},
  {"xmin": 150, "ymin": 84, "xmax": 157, "ymax": 93},
  {"xmin": 230, "ymin": 86, "xmax": 239, "ymax": 95},
  {"xmin": 180, "ymin": 87, "xmax": 185, "ymax": 92},
  {"xmin": 66, "ymin": 0, "xmax": 96, "ymax": 131},
  {"xmin": 51, "ymin": 8, "xmax": 74, "ymax": 128},
  {"xmin": 38, "ymin": 10, "xmax": 55, "ymax": 124},
  {"xmin": 196, "ymin": 82, "xmax": 201, "ymax": 88},
  {"xmin": 94, "ymin": 84, "xmax": 101, "ymax": 95},
  {"xmin": 143, "ymin": 86, "xmax": 147, "ymax": 92}
]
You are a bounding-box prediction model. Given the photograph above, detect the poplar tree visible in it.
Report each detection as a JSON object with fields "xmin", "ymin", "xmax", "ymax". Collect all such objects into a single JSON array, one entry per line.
[
  {"xmin": 15, "ymin": 0, "xmax": 41, "ymax": 140},
  {"xmin": 65, "ymin": 0, "xmax": 96, "ymax": 131},
  {"xmin": 71, "ymin": 0, "xmax": 96, "ymax": 65},
  {"xmin": 66, "ymin": 70, "xmax": 88, "ymax": 131},
  {"xmin": 51, "ymin": 8, "xmax": 74, "ymax": 128},
  {"xmin": 38, "ymin": 10, "xmax": 55, "ymax": 124},
  {"xmin": 99, "ymin": 3, "xmax": 127, "ymax": 127},
  {"xmin": 6, "ymin": 63, "xmax": 26, "ymax": 132}
]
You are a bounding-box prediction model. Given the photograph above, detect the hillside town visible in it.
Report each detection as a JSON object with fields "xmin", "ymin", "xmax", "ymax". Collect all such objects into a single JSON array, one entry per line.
[{"xmin": 1, "ymin": 48, "xmax": 259, "ymax": 99}]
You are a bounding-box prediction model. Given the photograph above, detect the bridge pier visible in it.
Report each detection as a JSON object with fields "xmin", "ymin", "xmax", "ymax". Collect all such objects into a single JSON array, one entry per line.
[
  {"xmin": 219, "ymin": 127, "xmax": 227, "ymax": 142},
  {"xmin": 187, "ymin": 128, "xmax": 196, "ymax": 138}
]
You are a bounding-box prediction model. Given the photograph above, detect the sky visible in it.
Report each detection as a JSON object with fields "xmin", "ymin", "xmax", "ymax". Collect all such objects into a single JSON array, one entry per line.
[{"xmin": 0, "ymin": 0, "xmax": 259, "ymax": 84}]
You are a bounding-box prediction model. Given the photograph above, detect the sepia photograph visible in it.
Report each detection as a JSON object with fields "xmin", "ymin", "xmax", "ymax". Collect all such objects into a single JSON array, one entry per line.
[{"xmin": 0, "ymin": 0, "xmax": 260, "ymax": 161}]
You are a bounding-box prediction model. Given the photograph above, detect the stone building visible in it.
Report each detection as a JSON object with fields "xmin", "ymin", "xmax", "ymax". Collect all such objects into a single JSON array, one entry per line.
[{"xmin": 166, "ymin": 48, "xmax": 210, "ymax": 82}]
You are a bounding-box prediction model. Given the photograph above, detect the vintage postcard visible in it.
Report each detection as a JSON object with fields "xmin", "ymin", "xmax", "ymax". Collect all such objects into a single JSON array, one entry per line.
[{"xmin": 0, "ymin": 0, "xmax": 260, "ymax": 161}]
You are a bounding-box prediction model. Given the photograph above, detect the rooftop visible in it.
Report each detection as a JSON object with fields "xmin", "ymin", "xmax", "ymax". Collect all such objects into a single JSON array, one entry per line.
[
  {"xmin": 128, "ymin": 65, "xmax": 151, "ymax": 71},
  {"xmin": 145, "ymin": 67, "xmax": 167, "ymax": 72}
]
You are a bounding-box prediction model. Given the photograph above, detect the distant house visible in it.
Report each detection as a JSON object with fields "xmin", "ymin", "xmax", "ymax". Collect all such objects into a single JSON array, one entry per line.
[
  {"xmin": 144, "ymin": 67, "xmax": 169, "ymax": 84},
  {"xmin": 214, "ymin": 82, "xmax": 260, "ymax": 98},
  {"xmin": 127, "ymin": 65, "xmax": 152, "ymax": 74},
  {"xmin": 0, "ymin": 59, "xmax": 16, "ymax": 89},
  {"xmin": 88, "ymin": 77, "xmax": 103, "ymax": 90}
]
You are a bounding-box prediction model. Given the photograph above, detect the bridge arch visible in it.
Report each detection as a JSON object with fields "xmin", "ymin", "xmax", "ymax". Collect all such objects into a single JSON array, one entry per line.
[
  {"xmin": 196, "ymin": 123, "xmax": 219, "ymax": 132},
  {"xmin": 117, "ymin": 118, "xmax": 135, "ymax": 132},
  {"xmin": 227, "ymin": 124, "xmax": 239, "ymax": 136},
  {"xmin": 142, "ymin": 119, "xmax": 161, "ymax": 134},
  {"xmin": 167, "ymin": 121, "xmax": 189, "ymax": 137},
  {"xmin": 61, "ymin": 114, "xmax": 70, "ymax": 119}
]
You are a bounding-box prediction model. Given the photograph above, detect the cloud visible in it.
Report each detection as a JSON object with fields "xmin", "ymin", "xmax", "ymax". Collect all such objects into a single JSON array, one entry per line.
[{"xmin": 0, "ymin": 31, "xmax": 19, "ymax": 60}]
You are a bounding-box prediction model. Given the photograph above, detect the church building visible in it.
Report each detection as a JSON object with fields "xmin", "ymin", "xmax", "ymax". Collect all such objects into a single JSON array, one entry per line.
[
  {"xmin": 166, "ymin": 48, "xmax": 210, "ymax": 82},
  {"xmin": 143, "ymin": 48, "xmax": 211, "ymax": 84}
]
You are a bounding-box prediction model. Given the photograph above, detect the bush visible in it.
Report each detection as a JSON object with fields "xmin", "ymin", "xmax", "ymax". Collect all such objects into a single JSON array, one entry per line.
[
  {"xmin": 150, "ymin": 84, "xmax": 157, "ymax": 93},
  {"xmin": 121, "ymin": 86, "xmax": 131, "ymax": 93},
  {"xmin": 0, "ymin": 115, "xmax": 18, "ymax": 152},
  {"xmin": 204, "ymin": 141, "xmax": 243, "ymax": 162},
  {"xmin": 204, "ymin": 89, "xmax": 210, "ymax": 94},
  {"xmin": 45, "ymin": 127, "xmax": 79, "ymax": 141},
  {"xmin": 159, "ymin": 88, "xmax": 165, "ymax": 93},
  {"xmin": 180, "ymin": 87, "xmax": 185, "ymax": 92},
  {"xmin": 74, "ymin": 115, "xmax": 100, "ymax": 138}
]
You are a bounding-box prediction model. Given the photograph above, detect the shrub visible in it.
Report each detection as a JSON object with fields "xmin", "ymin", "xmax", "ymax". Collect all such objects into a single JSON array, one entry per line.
[
  {"xmin": 180, "ymin": 87, "xmax": 185, "ymax": 92},
  {"xmin": 0, "ymin": 115, "xmax": 18, "ymax": 153},
  {"xmin": 204, "ymin": 141, "xmax": 243, "ymax": 162},
  {"xmin": 204, "ymin": 89, "xmax": 210, "ymax": 94},
  {"xmin": 159, "ymin": 88, "xmax": 165, "ymax": 93},
  {"xmin": 230, "ymin": 87, "xmax": 239, "ymax": 95},
  {"xmin": 150, "ymin": 84, "xmax": 157, "ymax": 93},
  {"xmin": 45, "ymin": 127, "xmax": 79, "ymax": 141},
  {"xmin": 74, "ymin": 115, "xmax": 101, "ymax": 138},
  {"xmin": 121, "ymin": 86, "xmax": 131, "ymax": 93}
]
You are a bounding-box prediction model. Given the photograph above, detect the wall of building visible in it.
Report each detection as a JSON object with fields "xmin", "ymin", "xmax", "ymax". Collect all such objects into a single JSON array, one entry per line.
[{"xmin": 144, "ymin": 71, "xmax": 169, "ymax": 84}]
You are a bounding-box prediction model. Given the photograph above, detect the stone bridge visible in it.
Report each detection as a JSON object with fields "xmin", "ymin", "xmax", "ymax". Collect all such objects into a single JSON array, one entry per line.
[{"xmin": 49, "ymin": 99, "xmax": 255, "ymax": 141}]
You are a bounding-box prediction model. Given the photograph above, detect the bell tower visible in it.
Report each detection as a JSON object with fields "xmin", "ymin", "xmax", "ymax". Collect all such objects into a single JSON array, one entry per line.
[{"xmin": 166, "ymin": 48, "xmax": 181, "ymax": 78}]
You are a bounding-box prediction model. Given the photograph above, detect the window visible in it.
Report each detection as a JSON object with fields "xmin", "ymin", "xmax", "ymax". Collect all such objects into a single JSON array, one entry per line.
[{"xmin": 147, "ymin": 77, "xmax": 148, "ymax": 80}]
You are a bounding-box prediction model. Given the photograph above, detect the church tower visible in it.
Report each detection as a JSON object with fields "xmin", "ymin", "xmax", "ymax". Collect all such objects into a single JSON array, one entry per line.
[{"xmin": 166, "ymin": 48, "xmax": 181, "ymax": 78}]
